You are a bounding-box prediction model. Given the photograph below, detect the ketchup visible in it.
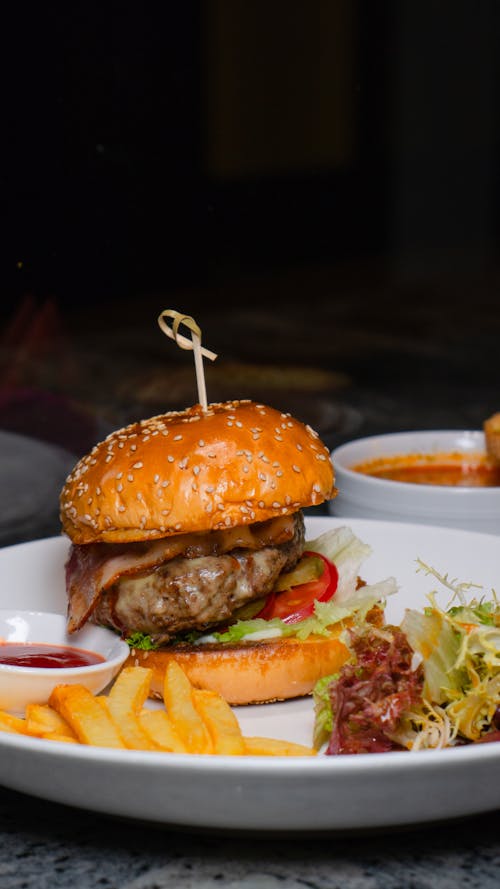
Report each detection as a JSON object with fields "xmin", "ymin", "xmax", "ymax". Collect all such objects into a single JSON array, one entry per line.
[{"xmin": 0, "ymin": 643, "xmax": 105, "ymax": 669}]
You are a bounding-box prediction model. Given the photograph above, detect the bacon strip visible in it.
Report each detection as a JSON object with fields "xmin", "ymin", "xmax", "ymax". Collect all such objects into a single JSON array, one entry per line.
[{"xmin": 65, "ymin": 515, "xmax": 296, "ymax": 632}]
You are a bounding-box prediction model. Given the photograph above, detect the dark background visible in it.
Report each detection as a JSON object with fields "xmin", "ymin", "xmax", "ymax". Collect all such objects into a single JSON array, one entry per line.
[
  {"xmin": 4, "ymin": 1, "xmax": 499, "ymax": 307},
  {"xmin": 1, "ymin": 1, "xmax": 500, "ymax": 473}
]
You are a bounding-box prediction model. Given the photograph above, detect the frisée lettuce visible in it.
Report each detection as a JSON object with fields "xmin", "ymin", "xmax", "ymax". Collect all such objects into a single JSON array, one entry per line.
[{"xmin": 313, "ymin": 559, "xmax": 500, "ymax": 753}]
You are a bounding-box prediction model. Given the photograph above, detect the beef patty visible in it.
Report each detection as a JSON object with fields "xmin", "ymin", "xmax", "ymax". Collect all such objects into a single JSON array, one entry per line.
[{"xmin": 92, "ymin": 511, "xmax": 305, "ymax": 641}]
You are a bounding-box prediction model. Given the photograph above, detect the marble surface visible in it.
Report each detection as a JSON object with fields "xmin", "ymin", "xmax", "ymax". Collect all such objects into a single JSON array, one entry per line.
[{"xmin": 0, "ymin": 785, "xmax": 498, "ymax": 889}]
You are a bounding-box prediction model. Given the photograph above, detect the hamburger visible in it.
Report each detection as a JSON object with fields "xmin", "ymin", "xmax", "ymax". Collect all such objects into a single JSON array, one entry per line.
[{"xmin": 60, "ymin": 399, "xmax": 382, "ymax": 704}]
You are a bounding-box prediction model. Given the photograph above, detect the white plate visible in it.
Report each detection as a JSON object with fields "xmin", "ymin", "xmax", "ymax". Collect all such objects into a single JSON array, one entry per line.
[{"xmin": 0, "ymin": 516, "xmax": 498, "ymax": 832}]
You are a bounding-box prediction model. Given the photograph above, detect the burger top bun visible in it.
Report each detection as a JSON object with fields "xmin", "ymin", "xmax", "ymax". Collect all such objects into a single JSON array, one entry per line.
[{"xmin": 60, "ymin": 399, "xmax": 336, "ymax": 545}]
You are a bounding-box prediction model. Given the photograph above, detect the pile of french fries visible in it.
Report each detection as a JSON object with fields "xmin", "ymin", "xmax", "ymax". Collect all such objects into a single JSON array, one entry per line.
[{"xmin": 0, "ymin": 662, "xmax": 316, "ymax": 756}]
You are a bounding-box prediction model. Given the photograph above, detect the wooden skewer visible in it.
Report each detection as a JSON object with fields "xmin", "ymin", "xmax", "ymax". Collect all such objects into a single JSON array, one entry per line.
[{"xmin": 157, "ymin": 310, "xmax": 218, "ymax": 412}]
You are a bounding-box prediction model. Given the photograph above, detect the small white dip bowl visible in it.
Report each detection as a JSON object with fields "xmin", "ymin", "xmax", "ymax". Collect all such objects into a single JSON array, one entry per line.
[
  {"xmin": 0, "ymin": 610, "xmax": 129, "ymax": 714},
  {"xmin": 329, "ymin": 430, "xmax": 500, "ymax": 535}
]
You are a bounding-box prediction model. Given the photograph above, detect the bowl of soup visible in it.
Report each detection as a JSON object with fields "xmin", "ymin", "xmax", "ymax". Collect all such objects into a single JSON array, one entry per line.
[{"xmin": 329, "ymin": 430, "xmax": 500, "ymax": 535}]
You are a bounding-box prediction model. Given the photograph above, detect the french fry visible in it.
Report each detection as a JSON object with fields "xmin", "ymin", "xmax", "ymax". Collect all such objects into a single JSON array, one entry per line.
[
  {"xmin": 25, "ymin": 704, "xmax": 77, "ymax": 739},
  {"xmin": 49, "ymin": 684, "xmax": 126, "ymax": 748},
  {"xmin": 163, "ymin": 662, "xmax": 212, "ymax": 754},
  {"xmin": 192, "ymin": 689, "xmax": 245, "ymax": 755},
  {"xmin": 0, "ymin": 710, "xmax": 26, "ymax": 735},
  {"xmin": 106, "ymin": 666, "xmax": 157, "ymax": 750},
  {"xmin": 139, "ymin": 709, "xmax": 187, "ymax": 753},
  {"xmin": 36, "ymin": 732, "xmax": 78, "ymax": 744},
  {"xmin": 243, "ymin": 737, "xmax": 317, "ymax": 757},
  {"xmin": 2, "ymin": 665, "xmax": 319, "ymax": 758}
]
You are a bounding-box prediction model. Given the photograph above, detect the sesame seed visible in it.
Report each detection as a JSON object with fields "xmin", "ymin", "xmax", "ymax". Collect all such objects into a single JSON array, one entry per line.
[
  {"xmin": 272, "ymin": 501, "xmax": 281, "ymax": 508},
  {"xmin": 132, "ymin": 461, "xmax": 143, "ymax": 469},
  {"xmin": 193, "ymin": 465, "xmax": 200, "ymax": 476},
  {"xmin": 105, "ymin": 454, "xmax": 113, "ymax": 463},
  {"xmin": 167, "ymin": 455, "xmax": 174, "ymax": 463},
  {"xmin": 296, "ymin": 443, "xmax": 303, "ymax": 451},
  {"xmin": 258, "ymin": 500, "xmax": 265, "ymax": 508},
  {"xmin": 130, "ymin": 444, "xmax": 137, "ymax": 452},
  {"xmin": 116, "ymin": 472, "xmax": 123, "ymax": 479},
  {"xmin": 154, "ymin": 474, "xmax": 160, "ymax": 483},
  {"xmin": 275, "ymin": 435, "xmax": 283, "ymax": 442},
  {"xmin": 292, "ymin": 465, "xmax": 301, "ymax": 473},
  {"xmin": 316, "ymin": 454, "xmax": 327, "ymax": 461},
  {"xmin": 173, "ymin": 435, "xmax": 182, "ymax": 441},
  {"xmin": 276, "ymin": 470, "xmax": 283, "ymax": 477},
  {"xmin": 258, "ymin": 472, "xmax": 266, "ymax": 481},
  {"xmin": 198, "ymin": 440, "xmax": 205, "ymax": 447},
  {"xmin": 117, "ymin": 483, "xmax": 123, "ymax": 492},
  {"xmin": 179, "ymin": 458, "xmax": 188, "ymax": 469},
  {"xmin": 118, "ymin": 506, "xmax": 126, "ymax": 513},
  {"xmin": 174, "ymin": 523, "xmax": 182, "ymax": 531},
  {"xmin": 127, "ymin": 473, "xmax": 134, "ymax": 482},
  {"xmin": 162, "ymin": 480, "xmax": 170, "ymax": 488}
]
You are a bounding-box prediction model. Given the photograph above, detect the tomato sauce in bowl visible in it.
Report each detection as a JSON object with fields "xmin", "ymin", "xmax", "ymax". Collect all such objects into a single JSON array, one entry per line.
[
  {"xmin": 0, "ymin": 642, "xmax": 105, "ymax": 669},
  {"xmin": 352, "ymin": 452, "xmax": 500, "ymax": 487}
]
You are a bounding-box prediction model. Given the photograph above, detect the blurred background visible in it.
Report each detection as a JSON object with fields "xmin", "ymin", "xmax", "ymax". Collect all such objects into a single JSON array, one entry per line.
[{"xmin": 1, "ymin": 0, "xmax": 500, "ymax": 542}]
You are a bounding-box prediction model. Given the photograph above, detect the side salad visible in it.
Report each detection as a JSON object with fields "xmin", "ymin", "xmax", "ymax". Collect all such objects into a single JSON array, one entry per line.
[{"xmin": 314, "ymin": 562, "xmax": 500, "ymax": 754}]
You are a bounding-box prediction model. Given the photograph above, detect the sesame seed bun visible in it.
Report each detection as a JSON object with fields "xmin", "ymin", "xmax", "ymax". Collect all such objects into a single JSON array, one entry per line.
[
  {"xmin": 126, "ymin": 631, "xmax": 351, "ymax": 706},
  {"xmin": 60, "ymin": 400, "xmax": 336, "ymax": 545}
]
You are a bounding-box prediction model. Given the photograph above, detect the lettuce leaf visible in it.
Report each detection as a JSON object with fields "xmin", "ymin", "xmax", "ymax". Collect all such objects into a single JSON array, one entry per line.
[{"xmin": 200, "ymin": 526, "xmax": 396, "ymax": 646}]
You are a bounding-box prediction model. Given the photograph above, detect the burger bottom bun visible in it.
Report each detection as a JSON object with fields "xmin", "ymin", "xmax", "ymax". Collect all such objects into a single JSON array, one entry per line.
[{"xmin": 125, "ymin": 631, "xmax": 351, "ymax": 706}]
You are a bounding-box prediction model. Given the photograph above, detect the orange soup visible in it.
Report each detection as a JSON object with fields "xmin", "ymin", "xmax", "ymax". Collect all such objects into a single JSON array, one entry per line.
[{"xmin": 352, "ymin": 452, "xmax": 500, "ymax": 487}]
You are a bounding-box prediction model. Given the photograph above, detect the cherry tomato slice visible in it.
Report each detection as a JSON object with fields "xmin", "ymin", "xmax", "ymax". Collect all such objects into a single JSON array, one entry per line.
[{"xmin": 255, "ymin": 552, "xmax": 338, "ymax": 624}]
